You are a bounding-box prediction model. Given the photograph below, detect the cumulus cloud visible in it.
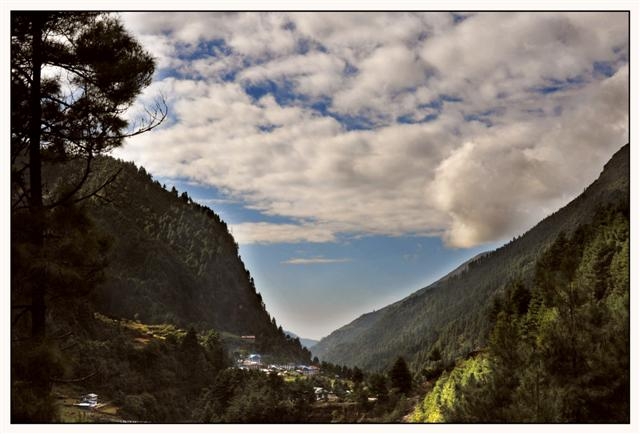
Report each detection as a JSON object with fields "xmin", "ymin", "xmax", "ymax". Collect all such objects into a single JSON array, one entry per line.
[
  {"xmin": 431, "ymin": 65, "xmax": 629, "ymax": 247},
  {"xmin": 331, "ymin": 43, "xmax": 433, "ymax": 121},
  {"xmin": 117, "ymin": 12, "xmax": 629, "ymax": 248}
]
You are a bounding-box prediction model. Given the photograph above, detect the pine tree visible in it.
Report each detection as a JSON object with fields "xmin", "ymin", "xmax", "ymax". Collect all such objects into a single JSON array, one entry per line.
[
  {"xmin": 352, "ymin": 366, "xmax": 364, "ymax": 384},
  {"xmin": 368, "ymin": 373, "xmax": 389, "ymax": 402},
  {"xmin": 389, "ymin": 356, "xmax": 412, "ymax": 394},
  {"xmin": 11, "ymin": 11, "xmax": 165, "ymax": 340}
]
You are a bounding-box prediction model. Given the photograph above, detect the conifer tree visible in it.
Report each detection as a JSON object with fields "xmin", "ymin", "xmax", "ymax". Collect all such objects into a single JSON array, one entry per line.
[
  {"xmin": 389, "ymin": 356, "xmax": 412, "ymax": 394},
  {"xmin": 11, "ymin": 12, "xmax": 164, "ymax": 421},
  {"xmin": 11, "ymin": 11, "xmax": 165, "ymax": 339}
]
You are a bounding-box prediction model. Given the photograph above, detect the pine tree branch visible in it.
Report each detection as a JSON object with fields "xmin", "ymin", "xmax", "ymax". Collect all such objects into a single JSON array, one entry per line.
[
  {"xmin": 12, "ymin": 187, "xmax": 30, "ymax": 211},
  {"xmin": 66, "ymin": 167, "xmax": 122, "ymax": 206},
  {"xmin": 43, "ymin": 153, "xmax": 93, "ymax": 209},
  {"xmin": 41, "ymin": 93, "xmax": 75, "ymax": 110}
]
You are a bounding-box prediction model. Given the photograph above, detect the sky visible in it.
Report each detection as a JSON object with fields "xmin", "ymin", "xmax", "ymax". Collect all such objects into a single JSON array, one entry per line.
[{"xmin": 113, "ymin": 11, "xmax": 629, "ymax": 340}]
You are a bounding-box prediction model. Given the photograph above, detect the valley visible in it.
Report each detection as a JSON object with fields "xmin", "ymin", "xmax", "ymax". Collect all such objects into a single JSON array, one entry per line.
[{"xmin": 9, "ymin": 10, "xmax": 630, "ymax": 426}]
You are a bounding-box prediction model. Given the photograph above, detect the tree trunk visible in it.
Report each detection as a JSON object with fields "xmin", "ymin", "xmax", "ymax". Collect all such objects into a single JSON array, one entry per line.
[{"xmin": 29, "ymin": 14, "xmax": 45, "ymax": 340}]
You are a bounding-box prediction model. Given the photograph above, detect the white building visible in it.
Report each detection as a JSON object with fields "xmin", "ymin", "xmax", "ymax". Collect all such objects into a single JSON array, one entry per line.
[{"xmin": 76, "ymin": 393, "xmax": 98, "ymax": 408}]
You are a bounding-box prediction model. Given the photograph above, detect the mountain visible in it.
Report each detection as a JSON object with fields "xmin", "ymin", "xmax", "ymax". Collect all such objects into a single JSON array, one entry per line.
[
  {"xmin": 284, "ymin": 330, "xmax": 319, "ymax": 350},
  {"xmin": 412, "ymin": 188, "xmax": 629, "ymax": 423},
  {"xmin": 44, "ymin": 156, "xmax": 311, "ymax": 361},
  {"xmin": 13, "ymin": 156, "xmax": 315, "ymax": 423},
  {"xmin": 312, "ymin": 144, "xmax": 629, "ymax": 372}
]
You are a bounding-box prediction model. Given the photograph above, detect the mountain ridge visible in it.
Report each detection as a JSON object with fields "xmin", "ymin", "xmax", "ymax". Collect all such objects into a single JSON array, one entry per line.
[
  {"xmin": 312, "ymin": 143, "xmax": 629, "ymax": 371},
  {"xmin": 46, "ymin": 156, "xmax": 312, "ymax": 361},
  {"xmin": 284, "ymin": 330, "xmax": 320, "ymax": 350}
]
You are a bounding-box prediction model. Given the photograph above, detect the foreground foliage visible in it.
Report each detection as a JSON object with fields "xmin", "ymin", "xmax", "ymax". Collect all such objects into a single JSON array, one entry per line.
[{"xmin": 412, "ymin": 200, "xmax": 629, "ymax": 423}]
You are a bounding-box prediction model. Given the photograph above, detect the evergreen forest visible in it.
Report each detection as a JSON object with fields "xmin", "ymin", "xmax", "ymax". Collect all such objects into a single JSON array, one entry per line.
[{"xmin": 411, "ymin": 200, "xmax": 629, "ymax": 422}]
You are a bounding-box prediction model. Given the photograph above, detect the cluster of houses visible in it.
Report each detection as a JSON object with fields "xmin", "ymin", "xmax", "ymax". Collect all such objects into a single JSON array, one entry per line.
[
  {"xmin": 74, "ymin": 393, "xmax": 99, "ymax": 409},
  {"xmin": 236, "ymin": 353, "xmax": 320, "ymax": 377}
]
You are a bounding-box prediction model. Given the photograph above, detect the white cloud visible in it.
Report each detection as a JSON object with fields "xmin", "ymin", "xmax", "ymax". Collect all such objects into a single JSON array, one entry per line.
[
  {"xmin": 229, "ymin": 222, "xmax": 338, "ymax": 244},
  {"xmin": 239, "ymin": 51, "xmax": 346, "ymax": 97},
  {"xmin": 331, "ymin": 43, "xmax": 433, "ymax": 121},
  {"xmin": 117, "ymin": 12, "xmax": 629, "ymax": 248},
  {"xmin": 419, "ymin": 12, "xmax": 628, "ymax": 114},
  {"xmin": 191, "ymin": 197, "xmax": 242, "ymax": 205},
  {"xmin": 431, "ymin": 65, "xmax": 629, "ymax": 247},
  {"xmin": 281, "ymin": 257, "xmax": 352, "ymax": 265}
]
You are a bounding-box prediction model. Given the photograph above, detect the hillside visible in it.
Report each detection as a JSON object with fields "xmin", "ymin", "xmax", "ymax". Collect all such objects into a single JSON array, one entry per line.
[
  {"xmin": 285, "ymin": 331, "xmax": 319, "ymax": 350},
  {"xmin": 411, "ymin": 196, "xmax": 629, "ymax": 422},
  {"xmin": 43, "ymin": 156, "xmax": 311, "ymax": 361},
  {"xmin": 312, "ymin": 144, "xmax": 629, "ymax": 372}
]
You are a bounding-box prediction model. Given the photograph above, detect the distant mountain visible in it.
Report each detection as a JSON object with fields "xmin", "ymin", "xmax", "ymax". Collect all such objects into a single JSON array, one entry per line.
[
  {"xmin": 45, "ymin": 156, "xmax": 311, "ymax": 361},
  {"xmin": 312, "ymin": 144, "xmax": 629, "ymax": 372},
  {"xmin": 284, "ymin": 330, "xmax": 319, "ymax": 350}
]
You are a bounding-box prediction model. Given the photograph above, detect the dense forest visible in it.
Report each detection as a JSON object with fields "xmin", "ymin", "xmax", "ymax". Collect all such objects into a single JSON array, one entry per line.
[
  {"xmin": 411, "ymin": 199, "xmax": 629, "ymax": 422},
  {"xmin": 45, "ymin": 155, "xmax": 313, "ymax": 361},
  {"xmin": 12, "ymin": 155, "xmax": 317, "ymax": 422},
  {"xmin": 312, "ymin": 144, "xmax": 629, "ymax": 375},
  {"xmin": 12, "ymin": 310, "xmax": 320, "ymax": 422}
]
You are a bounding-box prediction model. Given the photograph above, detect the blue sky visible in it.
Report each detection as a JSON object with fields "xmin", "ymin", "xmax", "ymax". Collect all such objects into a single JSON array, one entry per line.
[
  {"xmin": 116, "ymin": 12, "xmax": 629, "ymax": 339},
  {"xmin": 166, "ymin": 177, "xmax": 494, "ymax": 339}
]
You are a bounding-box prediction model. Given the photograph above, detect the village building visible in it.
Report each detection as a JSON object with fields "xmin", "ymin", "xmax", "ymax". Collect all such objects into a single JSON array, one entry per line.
[
  {"xmin": 239, "ymin": 353, "xmax": 263, "ymax": 370},
  {"xmin": 247, "ymin": 354, "xmax": 261, "ymax": 363},
  {"xmin": 75, "ymin": 393, "xmax": 98, "ymax": 408},
  {"xmin": 314, "ymin": 387, "xmax": 328, "ymax": 401},
  {"xmin": 297, "ymin": 365, "xmax": 320, "ymax": 376}
]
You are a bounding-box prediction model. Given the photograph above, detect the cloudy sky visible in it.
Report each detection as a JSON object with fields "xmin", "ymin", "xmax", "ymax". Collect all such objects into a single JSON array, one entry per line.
[{"xmin": 115, "ymin": 12, "xmax": 629, "ymax": 340}]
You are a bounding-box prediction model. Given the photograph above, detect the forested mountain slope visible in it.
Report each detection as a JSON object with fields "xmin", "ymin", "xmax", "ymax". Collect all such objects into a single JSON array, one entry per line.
[
  {"xmin": 312, "ymin": 144, "xmax": 629, "ymax": 372},
  {"xmin": 412, "ymin": 197, "xmax": 629, "ymax": 422},
  {"xmin": 44, "ymin": 156, "xmax": 310, "ymax": 360},
  {"xmin": 285, "ymin": 330, "xmax": 319, "ymax": 350}
]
